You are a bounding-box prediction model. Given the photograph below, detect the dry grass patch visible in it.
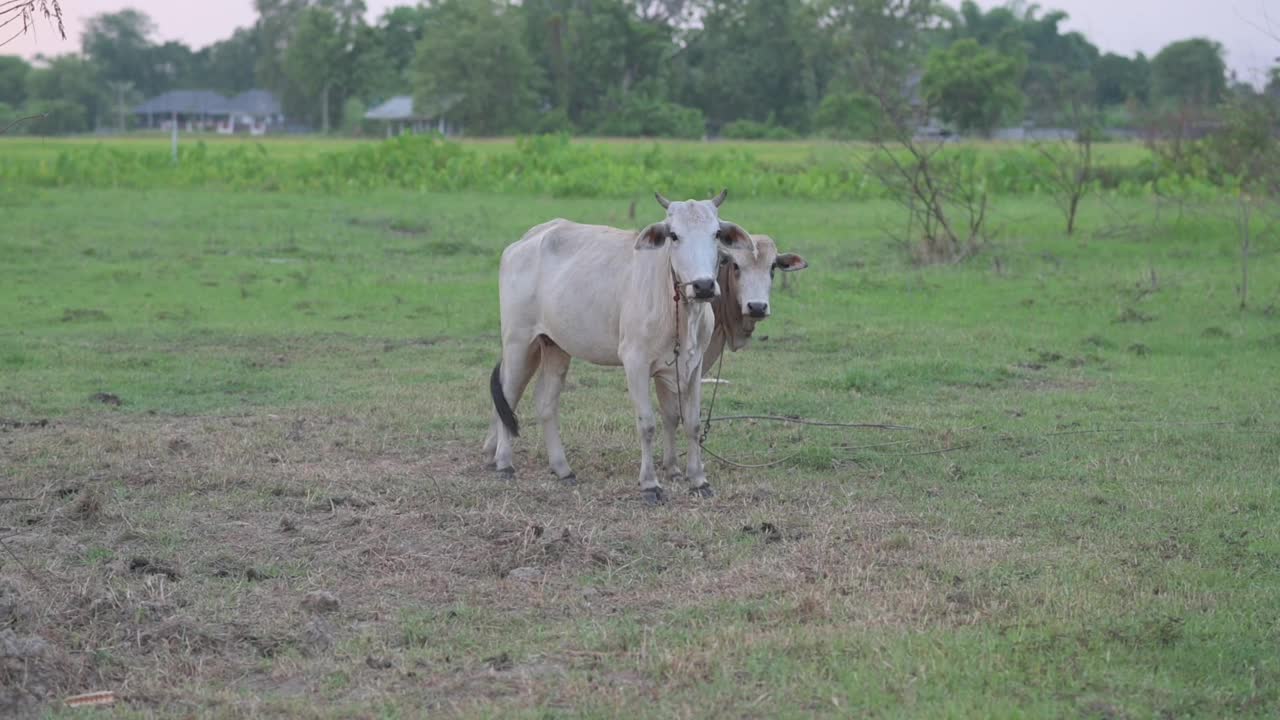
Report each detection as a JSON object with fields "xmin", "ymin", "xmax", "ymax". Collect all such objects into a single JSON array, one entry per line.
[{"xmin": 0, "ymin": 411, "xmax": 1018, "ymax": 715}]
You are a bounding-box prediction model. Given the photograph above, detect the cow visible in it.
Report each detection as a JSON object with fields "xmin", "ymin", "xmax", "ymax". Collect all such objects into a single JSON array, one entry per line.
[
  {"xmin": 482, "ymin": 191, "xmax": 753, "ymax": 504},
  {"xmin": 703, "ymin": 234, "xmax": 809, "ymax": 374}
]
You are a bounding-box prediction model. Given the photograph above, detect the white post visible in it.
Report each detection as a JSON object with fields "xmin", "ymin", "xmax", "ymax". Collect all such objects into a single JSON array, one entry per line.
[{"xmin": 171, "ymin": 110, "xmax": 178, "ymax": 163}]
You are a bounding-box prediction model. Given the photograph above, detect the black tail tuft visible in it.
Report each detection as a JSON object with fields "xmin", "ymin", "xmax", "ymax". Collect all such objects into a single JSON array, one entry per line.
[{"xmin": 490, "ymin": 362, "xmax": 519, "ymax": 437}]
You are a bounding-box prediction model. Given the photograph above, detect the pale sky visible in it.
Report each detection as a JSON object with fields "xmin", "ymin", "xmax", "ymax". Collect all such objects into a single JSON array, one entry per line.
[{"xmin": 6, "ymin": 0, "xmax": 1279, "ymax": 85}]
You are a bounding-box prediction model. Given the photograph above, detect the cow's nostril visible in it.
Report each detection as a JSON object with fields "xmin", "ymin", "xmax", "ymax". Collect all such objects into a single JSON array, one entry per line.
[
  {"xmin": 690, "ymin": 279, "xmax": 716, "ymax": 298},
  {"xmin": 747, "ymin": 302, "xmax": 768, "ymax": 318}
]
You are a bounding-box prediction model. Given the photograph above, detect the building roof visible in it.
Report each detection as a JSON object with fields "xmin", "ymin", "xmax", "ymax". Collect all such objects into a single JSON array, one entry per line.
[
  {"xmin": 134, "ymin": 89, "xmax": 282, "ymax": 116},
  {"xmin": 134, "ymin": 90, "xmax": 232, "ymax": 115},
  {"xmin": 365, "ymin": 93, "xmax": 464, "ymax": 121},
  {"xmin": 229, "ymin": 90, "xmax": 281, "ymax": 116}
]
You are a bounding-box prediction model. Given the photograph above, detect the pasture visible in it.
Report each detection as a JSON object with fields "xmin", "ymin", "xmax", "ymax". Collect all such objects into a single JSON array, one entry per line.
[{"xmin": 1, "ymin": 137, "xmax": 1279, "ymax": 718}]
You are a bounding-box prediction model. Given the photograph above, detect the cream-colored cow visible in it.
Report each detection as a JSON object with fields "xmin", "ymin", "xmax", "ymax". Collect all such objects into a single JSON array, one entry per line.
[{"xmin": 703, "ymin": 234, "xmax": 808, "ymax": 372}]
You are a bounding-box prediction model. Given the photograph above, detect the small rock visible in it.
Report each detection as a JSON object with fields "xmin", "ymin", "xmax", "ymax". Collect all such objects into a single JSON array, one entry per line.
[
  {"xmin": 301, "ymin": 590, "xmax": 340, "ymax": 614},
  {"xmin": 506, "ymin": 567, "xmax": 541, "ymax": 582},
  {"xmin": 365, "ymin": 655, "xmax": 393, "ymax": 670}
]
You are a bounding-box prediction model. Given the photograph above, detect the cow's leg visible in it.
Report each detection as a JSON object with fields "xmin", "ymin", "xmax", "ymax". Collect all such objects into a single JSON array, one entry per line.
[
  {"xmin": 622, "ymin": 359, "xmax": 663, "ymax": 505},
  {"xmin": 534, "ymin": 342, "xmax": 576, "ymax": 484},
  {"xmin": 654, "ymin": 377, "xmax": 683, "ymax": 486},
  {"xmin": 492, "ymin": 340, "xmax": 540, "ymax": 476},
  {"xmin": 681, "ymin": 367, "xmax": 712, "ymax": 497}
]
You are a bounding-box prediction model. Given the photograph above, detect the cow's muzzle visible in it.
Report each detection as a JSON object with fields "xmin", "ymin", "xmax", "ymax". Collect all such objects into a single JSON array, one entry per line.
[
  {"xmin": 747, "ymin": 302, "xmax": 769, "ymax": 319},
  {"xmin": 689, "ymin": 278, "xmax": 717, "ymax": 300}
]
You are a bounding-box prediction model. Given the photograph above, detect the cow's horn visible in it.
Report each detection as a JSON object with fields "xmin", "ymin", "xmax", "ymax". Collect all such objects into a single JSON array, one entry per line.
[
  {"xmin": 711, "ymin": 188, "xmax": 728, "ymax": 207},
  {"xmin": 654, "ymin": 192, "xmax": 671, "ymax": 209}
]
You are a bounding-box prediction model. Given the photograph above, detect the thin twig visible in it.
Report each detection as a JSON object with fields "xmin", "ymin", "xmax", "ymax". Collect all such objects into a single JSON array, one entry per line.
[{"xmin": 0, "ymin": 112, "xmax": 46, "ymax": 135}]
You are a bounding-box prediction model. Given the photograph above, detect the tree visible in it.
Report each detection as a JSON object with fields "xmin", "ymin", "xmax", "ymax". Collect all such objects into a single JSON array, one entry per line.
[
  {"xmin": 1, "ymin": 1, "xmax": 65, "ymax": 50},
  {"xmin": 377, "ymin": 5, "xmax": 431, "ymax": 84},
  {"xmin": 412, "ymin": 0, "xmax": 542, "ymax": 135},
  {"xmin": 1093, "ymin": 52, "xmax": 1150, "ymax": 106},
  {"xmin": 948, "ymin": 1, "xmax": 1098, "ymax": 121},
  {"xmin": 677, "ymin": 0, "xmax": 815, "ymax": 131},
  {"xmin": 923, "ymin": 38, "xmax": 1024, "ymax": 135},
  {"xmin": 820, "ymin": 0, "xmax": 947, "ymax": 124},
  {"xmin": 199, "ymin": 26, "xmax": 261, "ymax": 94},
  {"xmin": 1151, "ymin": 38, "xmax": 1227, "ymax": 107},
  {"xmin": 82, "ymin": 9, "xmax": 162, "ymax": 95},
  {"xmin": 283, "ymin": 6, "xmax": 346, "ymax": 132},
  {"xmin": 0, "ymin": 55, "xmax": 30, "ymax": 105},
  {"xmin": 25, "ymin": 55, "xmax": 105, "ymax": 132}
]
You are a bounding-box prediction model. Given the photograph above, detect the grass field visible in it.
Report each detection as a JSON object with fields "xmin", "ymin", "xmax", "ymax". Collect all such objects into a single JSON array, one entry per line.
[{"xmin": 1, "ymin": 144, "xmax": 1279, "ymax": 718}]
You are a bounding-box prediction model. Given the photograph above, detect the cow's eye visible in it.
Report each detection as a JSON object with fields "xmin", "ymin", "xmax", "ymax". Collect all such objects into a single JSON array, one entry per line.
[
  {"xmin": 732, "ymin": 262, "xmax": 740, "ymax": 273},
  {"xmin": 669, "ymin": 232, "xmax": 679, "ymax": 243},
  {"xmin": 719, "ymin": 255, "xmax": 730, "ymax": 266}
]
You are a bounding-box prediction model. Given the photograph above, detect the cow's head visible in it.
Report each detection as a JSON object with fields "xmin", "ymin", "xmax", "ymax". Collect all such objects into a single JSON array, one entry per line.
[
  {"xmin": 713, "ymin": 234, "xmax": 808, "ymax": 350},
  {"xmin": 635, "ymin": 189, "xmax": 740, "ymax": 302}
]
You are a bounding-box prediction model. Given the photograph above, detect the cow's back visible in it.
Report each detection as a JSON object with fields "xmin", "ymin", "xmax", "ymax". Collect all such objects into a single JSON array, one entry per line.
[{"xmin": 499, "ymin": 220, "xmax": 637, "ymax": 366}]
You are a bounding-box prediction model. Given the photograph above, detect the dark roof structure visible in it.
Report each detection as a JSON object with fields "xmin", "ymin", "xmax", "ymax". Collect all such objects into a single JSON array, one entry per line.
[
  {"xmin": 365, "ymin": 93, "xmax": 464, "ymax": 121},
  {"xmin": 134, "ymin": 90, "xmax": 232, "ymax": 115},
  {"xmin": 229, "ymin": 90, "xmax": 281, "ymax": 116},
  {"xmin": 134, "ymin": 89, "xmax": 282, "ymax": 116}
]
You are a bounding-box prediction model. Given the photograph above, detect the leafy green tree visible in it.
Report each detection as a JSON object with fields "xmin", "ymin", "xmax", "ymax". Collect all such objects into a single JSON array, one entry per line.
[
  {"xmin": 82, "ymin": 9, "xmax": 162, "ymax": 95},
  {"xmin": 1093, "ymin": 52, "xmax": 1150, "ymax": 106},
  {"xmin": 26, "ymin": 55, "xmax": 104, "ymax": 131},
  {"xmin": 377, "ymin": 5, "xmax": 431, "ymax": 84},
  {"xmin": 819, "ymin": 0, "xmax": 947, "ymax": 129},
  {"xmin": 0, "ymin": 55, "xmax": 30, "ymax": 105},
  {"xmin": 199, "ymin": 27, "xmax": 261, "ymax": 94},
  {"xmin": 813, "ymin": 91, "xmax": 883, "ymax": 139},
  {"xmin": 412, "ymin": 0, "xmax": 542, "ymax": 135},
  {"xmin": 1151, "ymin": 38, "xmax": 1227, "ymax": 106},
  {"xmin": 253, "ymin": 0, "xmax": 308, "ymax": 93},
  {"xmin": 679, "ymin": 0, "xmax": 816, "ymax": 131},
  {"xmin": 948, "ymin": 1, "xmax": 1098, "ymax": 120},
  {"xmin": 922, "ymin": 38, "xmax": 1024, "ymax": 135},
  {"xmin": 522, "ymin": 0, "xmax": 675, "ymax": 130},
  {"xmin": 282, "ymin": 6, "xmax": 347, "ymax": 132}
]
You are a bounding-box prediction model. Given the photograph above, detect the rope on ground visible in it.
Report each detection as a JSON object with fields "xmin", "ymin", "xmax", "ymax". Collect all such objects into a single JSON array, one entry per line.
[{"xmin": 707, "ymin": 415, "xmax": 921, "ymax": 431}]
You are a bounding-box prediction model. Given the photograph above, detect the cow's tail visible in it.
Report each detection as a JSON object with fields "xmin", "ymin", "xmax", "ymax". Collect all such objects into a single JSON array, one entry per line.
[{"xmin": 490, "ymin": 362, "xmax": 519, "ymax": 438}]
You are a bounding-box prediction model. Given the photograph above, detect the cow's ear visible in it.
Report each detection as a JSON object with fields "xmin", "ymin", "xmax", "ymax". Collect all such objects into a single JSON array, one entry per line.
[
  {"xmin": 717, "ymin": 222, "xmax": 751, "ymax": 248},
  {"xmin": 635, "ymin": 223, "xmax": 669, "ymax": 250},
  {"xmin": 774, "ymin": 253, "xmax": 808, "ymax": 272}
]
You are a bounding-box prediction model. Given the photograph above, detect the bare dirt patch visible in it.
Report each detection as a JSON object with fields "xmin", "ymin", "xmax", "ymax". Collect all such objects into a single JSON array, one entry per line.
[{"xmin": 0, "ymin": 412, "xmax": 1016, "ymax": 715}]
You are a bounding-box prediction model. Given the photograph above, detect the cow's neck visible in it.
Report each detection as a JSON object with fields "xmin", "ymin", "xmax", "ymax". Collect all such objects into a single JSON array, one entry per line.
[{"xmin": 709, "ymin": 263, "xmax": 756, "ymax": 357}]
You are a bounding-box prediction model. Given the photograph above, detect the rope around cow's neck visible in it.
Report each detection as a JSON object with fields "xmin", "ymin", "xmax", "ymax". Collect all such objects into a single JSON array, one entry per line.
[{"xmin": 668, "ymin": 268, "xmax": 724, "ymax": 452}]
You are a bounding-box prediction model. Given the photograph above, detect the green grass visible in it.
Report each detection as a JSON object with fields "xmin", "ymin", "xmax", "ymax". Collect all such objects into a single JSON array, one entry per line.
[{"xmin": 3, "ymin": 181, "xmax": 1279, "ymax": 718}]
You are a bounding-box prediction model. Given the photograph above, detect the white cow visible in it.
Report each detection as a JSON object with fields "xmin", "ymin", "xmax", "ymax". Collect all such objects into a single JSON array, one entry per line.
[{"xmin": 483, "ymin": 191, "xmax": 752, "ymax": 503}]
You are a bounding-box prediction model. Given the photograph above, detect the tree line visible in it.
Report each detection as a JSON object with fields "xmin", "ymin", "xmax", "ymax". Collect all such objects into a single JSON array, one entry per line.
[{"xmin": 1, "ymin": 0, "xmax": 1277, "ymax": 137}]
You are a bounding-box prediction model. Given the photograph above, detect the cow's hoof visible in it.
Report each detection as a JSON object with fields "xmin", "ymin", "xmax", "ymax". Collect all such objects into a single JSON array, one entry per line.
[
  {"xmin": 559, "ymin": 472, "xmax": 578, "ymax": 487},
  {"xmin": 689, "ymin": 483, "xmax": 714, "ymax": 499},
  {"xmin": 641, "ymin": 487, "xmax": 666, "ymax": 506},
  {"xmin": 495, "ymin": 467, "xmax": 515, "ymax": 480}
]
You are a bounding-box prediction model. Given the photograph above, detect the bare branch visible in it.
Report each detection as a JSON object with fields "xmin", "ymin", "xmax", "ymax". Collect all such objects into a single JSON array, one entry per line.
[{"xmin": 0, "ymin": 0, "xmax": 65, "ymax": 48}]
